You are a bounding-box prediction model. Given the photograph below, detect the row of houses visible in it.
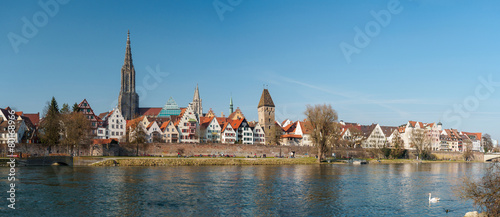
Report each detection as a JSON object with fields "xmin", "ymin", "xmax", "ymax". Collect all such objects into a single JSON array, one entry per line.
[
  {"xmin": 337, "ymin": 121, "xmax": 484, "ymax": 152},
  {"xmin": 0, "ymin": 107, "xmax": 39, "ymax": 144}
]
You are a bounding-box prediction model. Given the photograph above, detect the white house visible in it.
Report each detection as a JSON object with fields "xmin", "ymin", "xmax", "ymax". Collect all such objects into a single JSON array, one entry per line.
[
  {"xmin": 160, "ymin": 120, "xmax": 178, "ymax": 143},
  {"xmin": 175, "ymin": 104, "xmax": 199, "ymax": 143},
  {"xmin": 361, "ymin": 124, "xmax": 387, "ymax": 148},
  {"xmin": 220, "ymin": 122, "xmax": 236, "ymax": 144},
  {"xmin": 200, "ymin": 117, "xmax": 221, "ymax": 143},
  {"xmin": 231, "ymin": 118, "xmax": 253, "ymax": 144},
  {"xmin": 106, "ymin": 108, "xmax": 126, "ymax": 141},
  {"xmin": 146, "ymin": 121, "xmax": 162, "ymax": 143},
  {"xmin": 294, "ymin": 121, "xmax": 313, "ymax": 146},
  {"xmin": 252, "ymin": 122, "xmax": 265, "ymax": 144}
]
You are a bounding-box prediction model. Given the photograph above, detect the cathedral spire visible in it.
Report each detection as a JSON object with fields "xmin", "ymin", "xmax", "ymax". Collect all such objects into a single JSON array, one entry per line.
[
  {"xmin": 193, "ymin": 83, "xmax": 200, "ymax": 101},
  {"xmin": 192, "ymin": 84, "xmax": 202, "ymax": 118},
  {"xmin": 124, "ymin": 30, "xmax": 133, "ymax": 69},
  {"xmin": 119, "ymin": 30, "xmax": 139, "ymax": 120}
]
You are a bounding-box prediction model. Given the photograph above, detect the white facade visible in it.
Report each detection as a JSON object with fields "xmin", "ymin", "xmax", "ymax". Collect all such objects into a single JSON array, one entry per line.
[
  {"xmin": 236, "ymin": 120, "xmax": 253, "ymax": 144},
  {"xmin": 252, "ymin": 123, "xmax": 265, "ymax": 144},
  {"xmin": 294, "ymin": 121, "xmax": 313, "ymax": 146},
  {"xmin": 362, "ymin": 124, "xmax": 387, "ymax": 148},
  {"xmin": 203, "ymin": 118, "xmax": 221, "ymax": 143},
  {"xmin": 146, "ymin": 121, "xmax": 162, "ymax": 143},
  {"xmin": 176, "ymin": 103, "xmax": 199, "ymax": 143},
  {"xmin": 107, "ymin": 108, "xmax": 126, "ymax": 141},
  {"xmin": 221, "ymin": 123, "xmax": 236, "ymax": 144},
  {"xmin": 161, "ymin": 121, "xmax": 179, "ymax": 143}
]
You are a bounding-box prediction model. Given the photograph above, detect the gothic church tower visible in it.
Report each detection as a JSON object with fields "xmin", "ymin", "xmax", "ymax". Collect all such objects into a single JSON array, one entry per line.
[
  {"xmin": 192, "ymin": 84, "xmax": 203, "ymax": 118},
  {"xmin": 258, "ymin": 88, "xmax": 275, "ymax": 145},
  {"xmin": 118, "ymin": 30, "xmax": 139, "ymax": 120}
]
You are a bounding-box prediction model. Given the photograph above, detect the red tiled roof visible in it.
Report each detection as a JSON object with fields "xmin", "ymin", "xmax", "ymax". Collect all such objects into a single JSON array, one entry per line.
[
  {"xmin": 139, "ymin": 107, "xmax": 162, "ymax": 116},
  {"xmin": 126, "ymin": 116, "xmax": 144, "ymax": 129},
  {"xmin": 174, "ymin": 108, "xmax": 187, "ymax": 126},
  {"xmin": 463, "ymin": 132, "xmax": 482, "ymax": 141},
  {"xmin": 282, "ymin": 121, "xmax": 297, "ymax": 133},
  {"xmin": 146, "ymin": 122, "xmax": 155, "ymax": 129},
  {"xmin": 229, "ymin": 118, "xmax": 244, "ymax": 129},
  {"xmin": 380, "ymin": 126, "xmax": 398, "ymax": 137},
  {"xmin": 23, "ymin": 113, "xmax": 40, "ymax": 126},
  {"xmin": 160, "ymin": 120, "xmax": 171, "ymax": 131},
  {"xmin": 299, "ymin": 121, "xmax": 312, "ymax": 134},
  {"xmin": 281, "ymin": 134, "xmax": 302, "ymax": 139}
]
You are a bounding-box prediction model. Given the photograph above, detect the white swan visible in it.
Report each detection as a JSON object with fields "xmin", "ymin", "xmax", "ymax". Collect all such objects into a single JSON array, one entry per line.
[{"xmin": 429, "ymin": 193, "xmax": 440, "ymax": 202}]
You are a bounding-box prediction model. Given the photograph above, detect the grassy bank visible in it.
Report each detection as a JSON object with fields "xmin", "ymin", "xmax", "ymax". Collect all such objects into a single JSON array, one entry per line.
[
  {"xmin": 366, "ymin": 159, "xmax": 482, "ymax": 164},
  {"xmin": 91, "ymin": 157, "xmax": 318, "ymax": 166}
]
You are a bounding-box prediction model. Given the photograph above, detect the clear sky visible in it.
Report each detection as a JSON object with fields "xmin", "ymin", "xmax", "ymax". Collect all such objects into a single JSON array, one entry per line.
[{"xmin": 2, "ymin": 0, "xmax": 500, "ymax": 140}]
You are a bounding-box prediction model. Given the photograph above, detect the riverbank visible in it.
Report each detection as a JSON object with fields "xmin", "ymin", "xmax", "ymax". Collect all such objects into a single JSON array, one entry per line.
[
  {"xmin": 90, "ymin": 157, "xmax": 320, "ymax": 166},
  {"xmin": 366, "ymin": 159, "xmax": 483, "ymax": 164}
]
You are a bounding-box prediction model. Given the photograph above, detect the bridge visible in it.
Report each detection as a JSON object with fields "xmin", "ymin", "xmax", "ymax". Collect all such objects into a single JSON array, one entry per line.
[{"xmin": 484, "ymin": 153, "xmax": 500, "ymax": 162}]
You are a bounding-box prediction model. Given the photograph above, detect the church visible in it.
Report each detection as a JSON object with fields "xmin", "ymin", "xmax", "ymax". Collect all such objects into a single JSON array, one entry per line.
[{"xmin": 117, "ymin": 31, "xmax": 203, "ymax": 120}]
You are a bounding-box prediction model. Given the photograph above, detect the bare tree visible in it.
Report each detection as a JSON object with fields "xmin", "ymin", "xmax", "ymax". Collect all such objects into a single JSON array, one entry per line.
[
  {"xmin": 61, "ymin": 112, "xmax": 91, "ymax": 156},
  {"xmin": 410, "ymin": 128, "xmax": 432, "ymax": 160},
  {"xmin": 304, "ymin": 104, "xmax": 340, "ymax": 163},
  {"xmin": 460, "ymin": 163, "xmax": 500, "ymax": 216},
  {"xmin": 462, "ymin": 139, "xmax": 474, "ymax": 161},
  {"xmin": 390, "ymin": 131, "xmax": 405, "ymax": 159},
  {"xmin": 130, "ymin": 121, "xmax": 147, "ymax": 156},
  {"xmin": 347, "ymin": 126, "xmax": 364, "ymax": 148},
  {"xmin": 483, "ymin": 134, "xmax": 494, "ymax": 153}
]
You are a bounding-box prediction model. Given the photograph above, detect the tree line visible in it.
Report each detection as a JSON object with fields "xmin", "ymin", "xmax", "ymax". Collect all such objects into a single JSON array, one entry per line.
[{"xmin": 38, "ymin": 97, "xmax": 90, "ymax": 155}]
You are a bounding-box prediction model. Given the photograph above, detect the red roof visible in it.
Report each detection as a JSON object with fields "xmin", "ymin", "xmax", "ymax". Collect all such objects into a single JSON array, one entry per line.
[
  {"xmin": 299, "ymin": 121, "xmax": 312, "ymax": 134},
  {"xmin": 160, "ymin": 120, "xmax": 171, "ymax": 131},
  {"xmin": 229, "ymin": 118, "xmax": 244, "ymax": 129},
  {"xmin": 23, "ymin": 113, "xmax": 40, "ymax": 126},
  {"xmin": 281, "ymin": 134, "xmax": 302, "ymax": 139},
  {"xmin": 174, "ymin": 108, "xmax": 187, "ymax": 126},
  {"xmin": 139, "ymin": 107, "xmax": 162, "ymax": 117}
]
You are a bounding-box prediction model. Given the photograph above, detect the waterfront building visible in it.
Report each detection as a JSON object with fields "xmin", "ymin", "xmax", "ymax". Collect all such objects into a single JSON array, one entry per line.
[
  {"xmin": 440, "ymin": 129, "xmax": 462, "ymax": 152},
  {"xmin": 175, "ymin": 104, "xmax": 199, "ymax": 143},
  {"xmin": 219, "ymin": 119, "xmax": 236, "ymax": 144},
  {"xmin": 146, "ymin": 121, "xmax": 162, "ymax": 143},
  {"xmin": 228, "ymin": 107, "xmax": 245, "ymax": 120},
  {"xmin": 77, "ymin": 99, "xmax": 103, "ymax": 136},
  {"xmin": 160, "ymin": 120, "xmax": 178, "ymax": 143},
  {"xmin": 462, "ymin": 132, "xmax": 482, "ymax": 152},
  {"xmin": 118, "ymin": 31, "xmax": 139, "ymax": 120},
  {"xmin": 98, "ymin": 108, "xmax": 126, "ymax": 141},
  {"xmin": 251, "ymin": 122, "xmax": 265, "ymax": 144},
  {"xmin": 230, "ymin": 118, "xmax": 253, "ymax": 144},
  {"xmin": 199, "ymin": 116, "xmax": 221, "ymax": 143},
  {"xmin": 205, "ymin": 108, "xmax": 216, "ymax": 118},
  {"xmin": 0, "ymin": 108, "xmax": 28, "ymax": 144},
  {"xmin": 258, "ymin": 88, "xmax": 275, "ymax": 145},
  {"xmin": 158, "ymin": 97, "xmax": 182, "ymax": 117},
  {"xmin": 361, "ymin": 124, "xmax": 387, "ymax": 148}
]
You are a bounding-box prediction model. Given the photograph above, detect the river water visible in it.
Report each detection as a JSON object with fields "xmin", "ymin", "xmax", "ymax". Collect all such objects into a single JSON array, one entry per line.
[{"xmin": 0, "ymin": 163, "xmax": 487, "ymax": 216}]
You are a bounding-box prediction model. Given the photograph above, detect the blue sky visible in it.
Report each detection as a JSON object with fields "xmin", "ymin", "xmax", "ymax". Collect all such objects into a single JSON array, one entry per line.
[{"xmin": 2, "ymin": 0, "xmax": 500, "ymax": 140}]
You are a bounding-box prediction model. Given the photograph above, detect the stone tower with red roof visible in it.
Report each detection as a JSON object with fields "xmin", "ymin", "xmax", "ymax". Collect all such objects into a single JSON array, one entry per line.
[
  {"xmin": 258, "ymin": 88, "xmax": 275, "ymax": 145},
  {"xmin": 118, "ymin": 30, "xmax": 139, "ymax": 120}
]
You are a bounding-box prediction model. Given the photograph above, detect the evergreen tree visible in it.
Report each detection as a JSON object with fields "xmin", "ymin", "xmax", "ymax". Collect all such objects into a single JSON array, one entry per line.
[
  {"xmin": 60, "ymin": 103, "xmax": 70, "ymax": 114},
  {"xmin": 40, "ymin": 97, "xmax": 61, "ymax": 150},
  {"xmin": 72, "ymin": 103, "xmax": 79, "ymax": 112}
]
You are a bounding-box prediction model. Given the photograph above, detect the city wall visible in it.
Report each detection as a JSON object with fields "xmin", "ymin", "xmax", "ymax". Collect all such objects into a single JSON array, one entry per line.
[{"xmin": 1, "ymin": 143, "xmax": 484, "ymax": 161}]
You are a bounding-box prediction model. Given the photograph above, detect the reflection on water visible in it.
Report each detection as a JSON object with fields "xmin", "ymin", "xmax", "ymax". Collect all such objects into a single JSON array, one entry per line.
[{"xmin": 0, "ymin": 163, "xmax": 486, "ymax": 216}]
